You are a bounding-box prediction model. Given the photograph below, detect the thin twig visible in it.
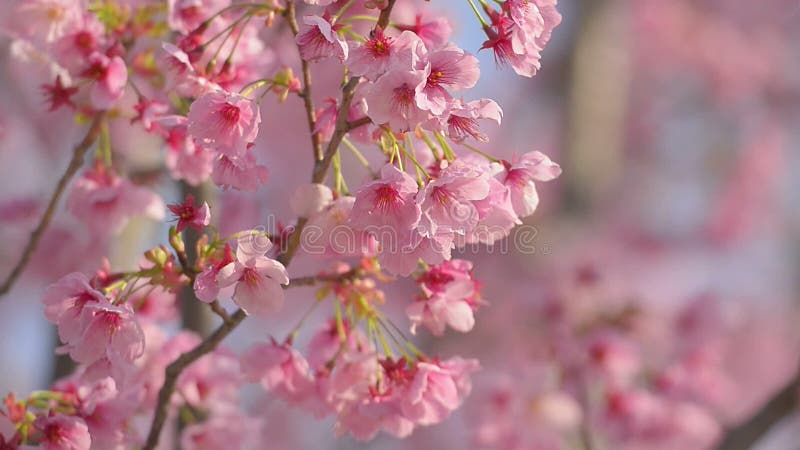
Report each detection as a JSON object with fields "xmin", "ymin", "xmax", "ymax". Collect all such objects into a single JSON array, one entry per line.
[
  {"xmin": 346, "ymin": 116, "xmax": 372, "ymax": 131},
  {"xmin": 288, "ymin": 268, "xmax": 361, "ymax": 287},
  {"xmin": 0, "ymin": 113, "xmax": 105, "ymax": 297},
  {"xmin": 141, "ymin": 2, "xmax": 400, "ymax": 447},
  {"xmin": 284, "ymin": 0, "xmax": 323, "ymax": 162},
  {"xmin": 282, "ymin": 0, "xmax": 397, "ymax": 261},
  {"xmin": 208, "ymin": 300, "xmax": 231, "ymax": 324},
  {"xmin": 715, "ymin": 368, "xmax": 800, "ymax": 450}
]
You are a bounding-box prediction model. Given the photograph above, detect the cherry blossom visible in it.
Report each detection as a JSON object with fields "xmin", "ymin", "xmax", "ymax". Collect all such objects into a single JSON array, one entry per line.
[
  {"xmin": 167, "ymin": 194, "xmax": 211, "ymax": 233},
  {"xmin": 296, "ymin": 14, "xmax": 348, "ymax": 63},
  {"xmin": 216, "ymin": 234, "xmax": 290, "ymax": 316},
  {"xmin": 187, "ymin": 90, "xmax": 261, "ymax": 158}
]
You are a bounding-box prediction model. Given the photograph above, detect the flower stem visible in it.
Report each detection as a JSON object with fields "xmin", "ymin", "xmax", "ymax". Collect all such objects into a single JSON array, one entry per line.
[{"xmin": 466, "ymin": 0, "xmax": 490, "ymax": 27}]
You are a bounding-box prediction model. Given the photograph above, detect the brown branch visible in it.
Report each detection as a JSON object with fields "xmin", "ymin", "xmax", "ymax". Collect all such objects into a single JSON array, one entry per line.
[
  {"xmin": 376, "ymin": 0, "xmax": 397, "ymax": 29},
  {"xmin": 346, "ymin": 116, "xmax": 372, "ymax": 131},
  {"xmin": 142, "ymin": 2, "xmax": 399, "ymax": 447},
  {"xmin": 279, "ymin": 0, "xmax": 397, "ymax": 267},
  {"xmin": 714, "ymin": 369, "xmax": 800, "ymax": 450},
  {"xmin": 141, "ymin": 308, "xmax": 247, "ymax": 450},
  {"xmin": 0, "ymin": 113, "xmax": 105, "ymax": 298},
  {"xmin": 284, "ymin": 0, "xmax": 323, "ymax": 162},
  {"xmin": 288, "ymin": 268, "xmax": 362, "ymax": 287},
  {"xmin": 208, "ymin": 300, "xmax": 231, "ymax": 324}
]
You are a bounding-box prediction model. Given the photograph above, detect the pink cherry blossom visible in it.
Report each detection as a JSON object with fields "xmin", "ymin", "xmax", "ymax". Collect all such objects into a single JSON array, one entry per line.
[
  {"xmin": 51, "ymin": 14, "xmax": 106, "ymax": 73},
  {"xmin": 187, "ymin": 90, "xmax": 261, "ymax": 158},
  {"xmin": 436, "ymin": 98, "xmax": 503, "ymax": 142},
  {"xmin": 178, "ymin": 349, "xmax": 241, "ymax": 409},
  {"xmin": 131, "ymin": 98, "xmax": 169, "ymax": 134},
  {"xmin": 67, "ymin": 165, "xmax": 165, "ymax": 235},
  {"xmin": 167, "ymin": 194, "xmax": 211, "ymax": 233},
  {"xmin": 400, "ymin": 358, "xmax": 478, "ymax": 426},
  {"xmin": 41, "ymin": 75, "xmax": 78, "ymax": 111},
  {"xmin": 417, "ymin": 159, "xmax": 491, "ymax": 235},
  {"xmin": 81, "ymin": 52, "xmax": 127, "ymax": 110},
  {"xmin": 461, "ymin": 164, "xmax": 521, "ymax": 245},
  {"xmin": 61, "ymin": 300, "xmax": 145, "ymax": 367},
  {"xmin": 417, "ymin": 44, "xmax": 480, "ymax": 114},
  {"xmin": 395, "ymin": 14, "xmax": 453, "ymax": 50},
  {"xmin": 417, "ymin": 259, "xmax": 476, "ymax": 294},
  {"xmin": 334, "ymin": 358, "xmax": 417, "ymax": 440},
  {"xmin": 193, "ymin": 244, "xmax": 235, "ymax": 303},
  {"xmin": 327, "ymin": 351, "xmax": 380, "ymax": 405},
  {"xmin": 165, "ymin": 124, "xmax": 215, "ymax": 186},
  {"xmin": 33, "ymin": 414, "xmax": 91, "ymax": 450},
  {"xmin": 377, "ymin": 227, "xmax": 454, "ymax": 276},
  {"xmin": 481, "ymin": 11, "xmax": 544, "ymax": 78},
  {"xmin": 302, "ymin": 196, "xmax": 377, "ymax": 258},
  {"xmin": 407, "ymin": 280, "xmax": 476, "ymax": 336},
  {"xmin": 181, "ymin": 412, "xmax": 261, "ymax": 450},
  {"xmin": 42, "ymin": 273, "xmax": 111, "ymax": 358},
  {"xmin": 241, "ymin": 340, "xmax": 315, "ymax": 401},
  {"xmin": 211, "ymin": 151, "xmax": 269, "ymax": 192},
  {"xmin": 10, "ymin": 0, "xmax": 83, "ymax": 44},
  {"xmin": 347, "ymin": 29, "xmax": 426, "ymax": 81},
  {"xmin": 216, "ymin": 234, "xmax": 290, "ymax": 316},
  {"xmin": 501, "ymin": 150, "xmax": 561, "ymax": 218},
  {"xmin": 51, "ymin": 375, "xmax": 137, "ymax": 449},
  {"xmin": 350, "ymin": 164, "xmax": 422, "ymax": 231},
  {"xmin": 295, "ymin": 14, "xmax": 348, "ymax": 62},
  {"xmin": 167, "ymin": 0, "xmax": 230, "ymax": 35},
  {"xmin": 335, "ymin": 389, "xmax": 415, "ymax": 441},
  {"xmin": 161, "ymin": 42, "xmax": 217, "ymax": 97},
  {"xmin": 364, "ymin": 69, "xmax": 430, "ymax": 132},
  {"xmin": 505, "ymin": 0, "xmax": 562, "ymax": 49}
]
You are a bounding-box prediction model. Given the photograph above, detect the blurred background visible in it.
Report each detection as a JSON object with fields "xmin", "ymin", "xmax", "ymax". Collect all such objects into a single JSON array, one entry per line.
[{"xmin": 1, "ymin": 0, "xmax": 799, "ymax": 449}]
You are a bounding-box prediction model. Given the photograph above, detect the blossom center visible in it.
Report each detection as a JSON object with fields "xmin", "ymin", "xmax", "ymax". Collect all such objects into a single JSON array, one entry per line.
[
  {"xmin": 431, "ymin": 186, "xmax": 452, "ymax": 205},
  {"xmin": 427, "ymin": 70, "xmax": 444, "ymax": 87},
  {"xmin": 75, "ymin": 31, "xmax": 94, "ymax": 50},
  {"xmin": 392, "ymin": 84, "xmax": 416, "ymax": 114},
  {"xmin": 45, "ymin": 423, "xmax": 64, "ymax": 442},
  {"xmin": 375, "ymin": 185, "xmax": 401, "ymax": 211},
  {"xmin": 98, "ymin": 311, "xmax": 122, "ymax": 334},
  {"xmin": 219, "ymin": 103, "xmax": 241, "ymax": 126},
  {"xmin": 367, "ymin": 37, "xmax": 391, "ymax": 57},
  {"xmin": 242, "ymin": 267, "xmax": 261, "ymax": 286}
]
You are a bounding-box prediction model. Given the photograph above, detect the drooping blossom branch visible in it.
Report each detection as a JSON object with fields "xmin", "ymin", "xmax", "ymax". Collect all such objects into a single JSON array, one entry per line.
[
  {"xmin": 142, "ymin": 2, "xmax": 403, "ymax": 446},
  {"xmin": 0, "ymin": 0, "xmax": 568, "ymax": 447},
  {"xmin": 284, "ymin": 0, "xmax": 323, "ymax": 162}
]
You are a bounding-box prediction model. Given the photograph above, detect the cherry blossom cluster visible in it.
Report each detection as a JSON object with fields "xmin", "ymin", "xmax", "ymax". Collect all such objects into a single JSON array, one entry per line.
[
  {"xmin": 465, "ymin": 265, "xmax": 796, "ymax": 450},
  {"xmin": 0, "ymin": 0, "xmax": 563, "ymax": 448}
]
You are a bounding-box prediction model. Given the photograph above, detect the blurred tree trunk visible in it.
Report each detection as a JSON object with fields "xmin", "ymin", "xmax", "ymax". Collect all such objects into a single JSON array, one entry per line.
[
  {"xmin": 179, "ymin": 182, "xmax": 215, "ymax": 335},
  {"xmin": 50, "ymin": 334, "xmax": 75, "ymax": 382},
  {"xmin": 563, "ymin": 0, "xmax": 631, "ymax": 214}
]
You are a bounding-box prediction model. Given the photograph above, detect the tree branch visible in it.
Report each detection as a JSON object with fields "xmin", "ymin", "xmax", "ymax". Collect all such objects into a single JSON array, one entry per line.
[
  {"xmin": 141, "ymin": 308, "xmax": 247, "ymax": 450},
  {"xmin": 714, "ymin": 369, "xmax": 800, "ymax": 450},
  {"xmin": 346, "ymin": 116, "xmax": 372, "ymax": 131},
  {"xmin": 284, "ymin": 0, "xmax": 323, "ymax": 162},
  {"xmin": 141, "ymin": 2, "xmax": 399, "ymax": 447},
  {"xmin": 0, "ymin": 113, "xmax": 105, "ymax": 297},
  {"xmin": 287, "ymin": 268, "xmax": 361, "ymax": 287}
]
